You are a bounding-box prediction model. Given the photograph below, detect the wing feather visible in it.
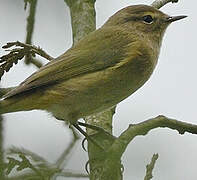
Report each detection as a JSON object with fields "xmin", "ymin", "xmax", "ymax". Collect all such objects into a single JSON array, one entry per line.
[{"xmin": 4, "ymin": 27, "xmax": 134, "ymax": 99}]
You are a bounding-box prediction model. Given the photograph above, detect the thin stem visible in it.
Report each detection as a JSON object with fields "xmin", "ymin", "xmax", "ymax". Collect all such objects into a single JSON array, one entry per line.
[
  {"xmin": 25, "ymin": 0, "xmax": 37, "ymax": 64},
  {"xmin": 0, "ymin": 116, "xmax": 4, "ymax": 179},
  {"xmin": 144, "ymin": 154, "xmax": 159, "ymax": 180},
  {"xmin": 151, "ymin": 0, "xmax": 179, "ymax": 9}
]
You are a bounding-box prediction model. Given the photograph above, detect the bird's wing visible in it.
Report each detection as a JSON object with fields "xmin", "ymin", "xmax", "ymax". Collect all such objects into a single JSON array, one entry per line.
[{"xmin": 4, "ymin": 27, "xmax": 135, "ymax": 98}]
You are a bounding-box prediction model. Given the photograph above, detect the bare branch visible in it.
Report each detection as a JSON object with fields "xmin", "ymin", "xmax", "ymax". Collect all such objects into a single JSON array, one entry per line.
[
  {"xmin": 144, "ymin": 154, "xmax": 159, "ymax": 180},
  {"xmin": 24, "ymin": 0, "xmax": 37, "ymax": 65},
  {"xmin": 107, "ymin": 115, "xmax": 197, "ymax": 159},
  {"xmin": 64, "ymin": 0, "xmax": 96, "ymax": 44},
  {"xmin": 151, "ymin": 0, "xmax": 179, "ymax": 9},
  {"xmin": 0, "ymin": 116, "xmax": 4, "ymax": 180}
]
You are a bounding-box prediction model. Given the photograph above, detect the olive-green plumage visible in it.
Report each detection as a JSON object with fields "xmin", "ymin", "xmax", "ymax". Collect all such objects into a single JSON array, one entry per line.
[{"xmin": 0, "ymin": 5, "xmax": 186, "ymax": 124}]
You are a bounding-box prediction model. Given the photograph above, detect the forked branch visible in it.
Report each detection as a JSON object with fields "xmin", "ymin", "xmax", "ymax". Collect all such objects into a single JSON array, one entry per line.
[{"xmin": 107, "ymin": 115, "xmax": 197, "ymax": 159}]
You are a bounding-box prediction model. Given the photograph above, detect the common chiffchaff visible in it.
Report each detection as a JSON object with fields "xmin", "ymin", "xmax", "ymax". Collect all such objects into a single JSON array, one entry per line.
[{"xmin": 0, "ymin": 5, "xmax": 186, "ymax": 124}]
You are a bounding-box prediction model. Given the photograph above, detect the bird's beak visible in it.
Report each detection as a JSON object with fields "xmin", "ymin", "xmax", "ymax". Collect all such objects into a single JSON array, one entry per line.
[{"xmin": 165, "ymin": 15, "xmax": 187, "ymax": 23}]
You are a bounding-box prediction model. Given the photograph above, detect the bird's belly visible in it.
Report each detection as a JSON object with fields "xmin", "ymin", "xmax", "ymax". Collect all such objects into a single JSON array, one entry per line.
[{"xmin": 47, "ymin": 61, "xmax": 154, "ymax": 120}]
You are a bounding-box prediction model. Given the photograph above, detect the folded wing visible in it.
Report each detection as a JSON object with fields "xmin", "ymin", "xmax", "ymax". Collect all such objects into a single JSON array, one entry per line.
[{"xmin": 4, "ymin": 27, "xmax": 134, "ymax": 99}]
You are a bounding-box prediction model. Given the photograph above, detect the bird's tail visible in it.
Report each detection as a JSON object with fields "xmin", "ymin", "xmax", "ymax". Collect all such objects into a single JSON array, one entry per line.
[
  {"xmin": 0, "ymin": 100, "xmax": 4, "ymax": 114},
  {"xmin": 0, "ymin": 95, "xmax": 40, "ymax": 115},
  {"xmin": 0, "ymin": 98, "xmax": 23, "ymax": 114},
  {"xmin": 0, "ymin": 87, "xmax": 24, "ymax": 114},
  {"xmin": 0, "ymin": 84, "xmax": 54, "ymax": 115}
]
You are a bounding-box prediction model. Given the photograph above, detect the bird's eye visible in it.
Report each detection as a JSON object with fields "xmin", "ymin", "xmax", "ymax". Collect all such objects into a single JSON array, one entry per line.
[{"xmin": 142, "ymin": 15, "xmax": 154, "ymax": 24}]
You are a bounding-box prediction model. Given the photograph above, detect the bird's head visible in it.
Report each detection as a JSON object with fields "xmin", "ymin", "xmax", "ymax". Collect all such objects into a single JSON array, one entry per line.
[{"xmin": 104, "ymin": 5, "xmax": 186, "ymax": 39}]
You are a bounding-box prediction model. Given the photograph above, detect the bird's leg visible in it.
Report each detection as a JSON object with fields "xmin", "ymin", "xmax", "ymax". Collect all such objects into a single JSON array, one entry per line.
[
  {"xmin": 78, "ymin": 121, "xmax": 114, "ymax": 137},
  {"xmin": 55, "ymin": 115, "xmax": 106, "ymax": 151},
  {"xmin": 77, "ymin": 121, "xmax": 116, "ymax": 150},
  {"xmin": 72, "ymin": 123, "xmax": 105, "ymax": 151}
]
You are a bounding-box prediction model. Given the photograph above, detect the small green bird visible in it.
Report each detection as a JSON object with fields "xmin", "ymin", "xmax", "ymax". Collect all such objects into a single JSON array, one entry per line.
[{"xmin": 0, "ymin": 5, "xmax": 186, "ymax": 125}]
